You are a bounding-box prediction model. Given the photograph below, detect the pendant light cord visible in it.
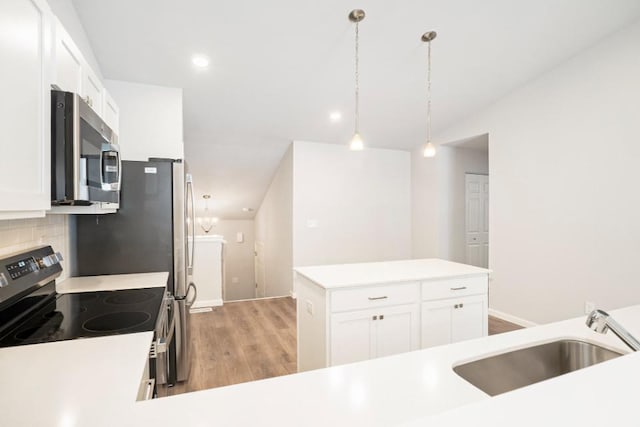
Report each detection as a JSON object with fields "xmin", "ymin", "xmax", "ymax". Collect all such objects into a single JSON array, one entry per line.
[
  {"xmin": 355, "ymin": 20, "xmax": 360, "ymax": 134},
  {"xmin": 426, "ymin": 40, "xmax": 432, "ymax": 144}
]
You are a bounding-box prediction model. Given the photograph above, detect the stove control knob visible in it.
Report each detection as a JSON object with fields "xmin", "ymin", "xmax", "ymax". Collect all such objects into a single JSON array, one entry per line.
[
  {"xmin": 0, "ymin": 273, "xmax": 8, "ymax": 288},
  {"xmin": 38, "ymin": 252, "xmax": 64, "ymax": 268}
]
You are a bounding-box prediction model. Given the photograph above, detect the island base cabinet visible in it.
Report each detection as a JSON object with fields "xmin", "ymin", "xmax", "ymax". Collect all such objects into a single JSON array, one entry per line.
[
  {"xmin": 330, "ymin": 304, "xmax": 420, "ymax": 366},
  {"xmin": 421, "ymin": 294, "xmax": 487, "ymax": 349}
]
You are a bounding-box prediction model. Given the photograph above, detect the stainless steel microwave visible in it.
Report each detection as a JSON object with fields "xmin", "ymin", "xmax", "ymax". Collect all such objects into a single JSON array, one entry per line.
[{"xmin": 51, "ymin": 90, "xmax": 121, "ymax": 206}]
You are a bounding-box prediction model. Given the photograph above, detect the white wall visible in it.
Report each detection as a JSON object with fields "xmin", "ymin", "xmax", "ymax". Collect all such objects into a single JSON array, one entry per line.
[
  {"xmin": 47, "ymin": 0, "xmax": 103, "ymax": 79},
  {"xmin": 192, "ymin": 236, "xmax": 224, "ymax": 308},
  {"xmin": 293, "ymin": 141, "xmax": 412, "ymax": 267},
  {"xmin": 412, "ymin": 20, "xmax": 640, "ymax": 324},
  {"xmin": 104, "ymin": 80, "xmax": 184, "ymax": 161},
  {"xmin": 197, "ymin": 220, "xmax": 256, "ymax": 301},
  {"xmin": 255, "ymin": 146, "xmax": 293, "ymax": 298}
]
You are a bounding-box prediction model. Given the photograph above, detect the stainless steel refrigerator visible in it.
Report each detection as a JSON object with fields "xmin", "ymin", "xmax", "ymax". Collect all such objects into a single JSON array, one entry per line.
[{"xmin": 74, "ymin": 159, "xmax": 196, "ymax": 385}]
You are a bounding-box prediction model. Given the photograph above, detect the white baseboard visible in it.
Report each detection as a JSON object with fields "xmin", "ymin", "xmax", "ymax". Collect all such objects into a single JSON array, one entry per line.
[
  {"xmin": 290, "ymin": 290, "xmax": 297, "ymax": 299},
  {"xmin": 489, "ymin": 308, "xmax": 538, "ymax": 328},
  {"xmin": 190, "ymin": 307, "xmax": 212, "ymax": 314},
  {"xmin": 191, "ymin": 298, "xmax": 223, "ymax": 309}
]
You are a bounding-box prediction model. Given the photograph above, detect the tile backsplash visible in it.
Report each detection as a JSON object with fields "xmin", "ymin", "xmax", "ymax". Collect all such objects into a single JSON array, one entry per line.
[{"xmin": 0, "ymin": 216, "xmax": 71, "ymax": 280}]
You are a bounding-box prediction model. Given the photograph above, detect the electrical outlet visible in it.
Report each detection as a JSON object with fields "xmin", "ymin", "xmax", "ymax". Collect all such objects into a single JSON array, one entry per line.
[
  {"xmin": 585, "ymin": 301, "xmax": 595, "ymax": 314},
  {"xmin": 305, "ymin": 300, "xmax": 314, "ymax": 315}
]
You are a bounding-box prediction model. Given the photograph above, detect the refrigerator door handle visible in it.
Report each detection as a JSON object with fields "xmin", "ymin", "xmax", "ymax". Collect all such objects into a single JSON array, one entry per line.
[
  {"xmin": 186, "ymin": 178, "xmax": 195, "ymax": 275},
  {"xmin": 186, "ymin": 282, "xmax": 197, "ymax": 307}
]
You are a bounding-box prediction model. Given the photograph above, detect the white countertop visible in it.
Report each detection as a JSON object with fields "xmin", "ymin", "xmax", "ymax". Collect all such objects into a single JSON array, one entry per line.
[
  {"xmin": 56, "ymin": 272, "xmax": 168, "ymax": 294},
  {"xmin": 294, "ymin": 258, "xmax": 490, "ymax": 289},
  {"xmin": 2, "ymin": 303, "xmax": 639, "ymax": 426}
]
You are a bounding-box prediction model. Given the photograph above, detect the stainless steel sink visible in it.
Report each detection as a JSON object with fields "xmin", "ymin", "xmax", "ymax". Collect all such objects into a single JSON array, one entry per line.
[{"xmin": 453, "ymin": 339, "xmax": 623, "ymax": 396}]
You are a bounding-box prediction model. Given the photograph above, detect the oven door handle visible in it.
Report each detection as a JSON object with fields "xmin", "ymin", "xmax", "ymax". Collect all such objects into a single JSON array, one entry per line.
[{"xmin": 157, "ymin": 298, "xmax": 176, "ymax": 354}]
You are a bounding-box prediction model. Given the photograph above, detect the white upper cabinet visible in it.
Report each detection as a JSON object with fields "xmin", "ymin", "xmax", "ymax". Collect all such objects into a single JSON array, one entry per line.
[
  {"xmin": 52, "ymin": 18, "xmax": 117, "ymax": 130},
  {"xmin": 0, "ymin": 0, "xmax": 53, "ymax": 218},
  {"xmin": 82, "ymin": 64, "xmax": 103, "ymax": 116},
  {"xmin": 52, "ymin": 18, "xmax": 82, "ymax": 94},
  {"xmin": 102, "ymin": 89, "xmax": 120, "ymax": 135}
]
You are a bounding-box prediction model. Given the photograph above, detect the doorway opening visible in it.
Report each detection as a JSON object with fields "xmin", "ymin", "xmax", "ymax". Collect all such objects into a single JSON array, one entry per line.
[{"xmin": 441, "ymin": 133, "xmax": 489, "ymax": 268}]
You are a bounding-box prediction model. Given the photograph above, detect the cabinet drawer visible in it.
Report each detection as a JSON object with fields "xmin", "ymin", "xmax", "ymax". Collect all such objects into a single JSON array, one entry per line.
[
  {"xmin": 421, "ymin": 276, "xmax": 487, "ymax": 301},
  {"xmin": 331, "ymin": 282, "xmax": 419, "ymax": 313}
]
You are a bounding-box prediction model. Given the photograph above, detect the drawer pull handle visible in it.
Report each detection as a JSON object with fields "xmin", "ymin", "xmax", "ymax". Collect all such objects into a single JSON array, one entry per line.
[
  {"xmin": 450, "ymin": 286, "xmax": 467, "ymax": 291},
  {"xmin": 368, "ymin": 296, "xmax": 388, "ymax": 301}
]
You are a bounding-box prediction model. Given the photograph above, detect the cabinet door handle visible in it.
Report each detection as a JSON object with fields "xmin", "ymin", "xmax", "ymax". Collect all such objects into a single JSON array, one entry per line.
[
  {"xmin": 379, "ymin": 315, "xmax": 384, "ymax": 320},
  {"xmin": 450, "ymin": 286, "xmax": 467, "ymax": 291},
  {"xmin": 368, "ymin": 296, "xmax": 388, "ymax": 301},
  {"xmin": 372, "ymin": 315, "xmax": 378, "ymax": 320},
  {"xmin": 460, "ymin": 303, "xmax": 464, "ymax": 308}
]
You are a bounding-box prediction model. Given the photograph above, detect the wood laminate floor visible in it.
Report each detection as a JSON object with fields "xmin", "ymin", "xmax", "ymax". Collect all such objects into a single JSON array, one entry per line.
[
  {"xmin": 166, "ymin": 297, "xmax": 296, "ymax": 396},
  {"xmin": 166, "ymin": 299, "xmax": 523, "ymax": 396},
  {"xmin": 488, "ymin": 316, "xmax": 523, "ymax": 335}
]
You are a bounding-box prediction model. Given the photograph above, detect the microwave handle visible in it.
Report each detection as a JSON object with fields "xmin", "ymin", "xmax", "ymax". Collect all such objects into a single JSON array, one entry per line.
[
  {"xmin": 116, "ymin": 148, "xmax": 122, "ymax": 192},
  {"xmin": 99, "ymin": 146, "xmax": 121, "ymax": 192}
]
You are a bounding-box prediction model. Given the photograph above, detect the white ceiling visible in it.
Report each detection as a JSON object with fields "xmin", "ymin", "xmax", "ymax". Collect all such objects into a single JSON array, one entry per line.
[{"xmin": 72, "ymin": 0, "xmax": 640, "ymax": 219}]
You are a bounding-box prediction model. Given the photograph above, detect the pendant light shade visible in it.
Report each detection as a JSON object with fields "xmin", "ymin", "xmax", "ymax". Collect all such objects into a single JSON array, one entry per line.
[
  {"xmin": 422, "ymin": 31, "xmax": 437, "ymax": 158},
  {"xmin": 349, "ymin": 9, "xmax": 365, "ymax": 151},
  {"xmin": 423, "ymin": 142, "xmax": 436, "ymax": 158},
  {"xmin": 350, "ymin": 132, "xmax": 364, "ymax": 151}
]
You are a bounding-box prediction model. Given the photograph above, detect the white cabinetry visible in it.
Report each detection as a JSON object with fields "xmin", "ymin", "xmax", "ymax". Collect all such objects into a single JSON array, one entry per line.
[
  {"xmin": 0, "ymin": 0, "xmax": 53, "ymax": 219},
  {"xmin": 420, "ymin": 275, "xmax": 488, "ymax": 348},
  {"xmin": 82, "ymin": 65, "xmax": 103, "ymax": 116},
  {"xmin": 52, "ymin": 18, "xmax": 82, "ymax": 94},
  {"xmin": 102, "ymin": 89, "xmax": 120, "ymax": 134},
  {"xmin": 52, "ymin": 18, "xmax": 117, "ymax": 131},
  {"xmin": 296, "ymin": 259, "xmax": 489, "ymax": 372},
  {"xmin": 331, "ymin": 303, "xmax": 420, "ymax": 366},
  {"xmin": 422, "ymin": 294, "xmax": 487, "ymax": 348}
]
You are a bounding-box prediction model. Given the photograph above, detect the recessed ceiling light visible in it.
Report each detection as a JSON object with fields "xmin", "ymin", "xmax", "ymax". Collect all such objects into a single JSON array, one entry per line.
[
  {"xmin": 329, "ymin": 111, "xmax": 342, "ymax": 122},
  {"xmin": 242, "ymin": 207, "xmax": 254, "ymax": 212},
  {"xmin": 192, "ymin": 55, "xmax": 210, "ymax": 68}
]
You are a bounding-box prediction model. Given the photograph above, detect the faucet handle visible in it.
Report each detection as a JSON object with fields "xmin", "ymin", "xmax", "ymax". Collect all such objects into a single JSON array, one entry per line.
[{"xmin": 586, "ymin": 309, "xmax": 610, "ymax": 333}]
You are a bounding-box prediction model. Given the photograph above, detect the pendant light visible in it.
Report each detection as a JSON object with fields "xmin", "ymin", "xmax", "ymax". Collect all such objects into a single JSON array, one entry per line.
[
  {"xmin": 197, "ymin": 194, "xmax": 218, "ymax": 233},
  {"xmin": 349, "ymin": 9, "xmax": 365, "ymax": 151},
  {"xmin": 422, "ymin": 31, "xmax": 437, "ymax": 158}
]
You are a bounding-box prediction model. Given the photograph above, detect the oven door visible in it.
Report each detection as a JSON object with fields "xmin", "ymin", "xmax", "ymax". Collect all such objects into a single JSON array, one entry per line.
[
  {"xmin": 78, "ymin": 99, "xmax": 121, "ymax": 204},
  {"xmin": 153, "ymin": 294, "xmax": 176, "ymax": 397}
]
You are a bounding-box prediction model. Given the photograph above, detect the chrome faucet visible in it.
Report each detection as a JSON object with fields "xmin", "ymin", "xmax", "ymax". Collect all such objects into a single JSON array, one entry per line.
[{"xmin": 586, "ymin": 309, "xmax": 640, "ymax": 351}]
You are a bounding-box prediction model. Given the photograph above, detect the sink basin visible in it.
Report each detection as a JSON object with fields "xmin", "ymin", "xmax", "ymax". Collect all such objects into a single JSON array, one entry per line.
[{"xmin": 453, "ymin": 339, "xmax": 623, "ymax": 396}]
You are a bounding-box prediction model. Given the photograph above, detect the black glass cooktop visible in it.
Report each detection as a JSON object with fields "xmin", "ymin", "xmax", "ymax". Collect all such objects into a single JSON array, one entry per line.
[{"xmin": 0, "ymin": 287, "xmax": 165, "ymax": 347}]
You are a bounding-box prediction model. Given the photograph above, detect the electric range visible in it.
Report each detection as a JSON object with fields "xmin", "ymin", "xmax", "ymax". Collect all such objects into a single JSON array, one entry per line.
[{"xmin": 0, "ymin": 246, "xmax": 165, "ymax": 348}]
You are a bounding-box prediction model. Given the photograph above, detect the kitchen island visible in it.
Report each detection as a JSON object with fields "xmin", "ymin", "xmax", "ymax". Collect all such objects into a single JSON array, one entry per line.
[{"xmin": 294, "ymin": 259, "xmax": 491, "ymax": 371}]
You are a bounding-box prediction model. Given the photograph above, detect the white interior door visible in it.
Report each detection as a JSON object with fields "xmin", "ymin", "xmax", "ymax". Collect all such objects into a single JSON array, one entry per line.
[
  {"xmin": 465, "ymin": 174, "xmax": 489, "ymax": 267},
  {"xmin": 254, "ymin": 241, "xmax": 265, "ymax": 298}
]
